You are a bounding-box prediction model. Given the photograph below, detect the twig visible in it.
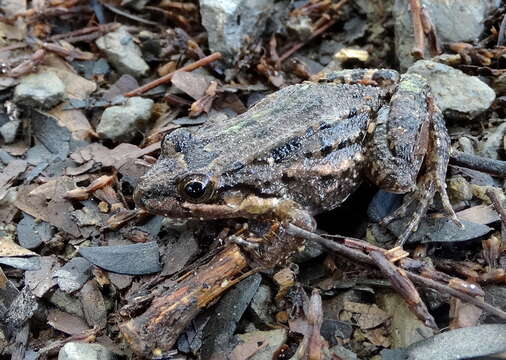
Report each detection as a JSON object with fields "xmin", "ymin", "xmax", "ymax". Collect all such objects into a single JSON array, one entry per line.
[
  {"xmin": 406, "ymin": 272, "xmax": 506, "ymax": 319},
  {"xmin": 279, "ymin": 20, "xmax": 336, "ymax": 62},
  {"xmin": 449, "ymin": 150, "xmax": 506, "ymax": 178},
  {"xmin": 101, "ymin": 3, "xmax": 161, "ymax": 26},
  {"xmin": 124, "ymin": 52, "xmax": 222, "ymax": 97},
  {"xmin": 279, "ymin": 0, "xmax": 347, "ymax": 62},
  {"xmin": 48, "ymin": 23, "xmax": 120, "ymax": 42},
  {"xmin": 486, "ymin": 188, "xmax": 506, "ymax": 229},
  {"xmin": 409, "ymin": 0, "xmax": 425, "ymax": 59},
  {"xmin": 284, "ymin": 224, "xmax": 506, "ymax": 320},
  {"xmin": 370, "ymin": 250, "xmax": 437, "ymax": 329}
]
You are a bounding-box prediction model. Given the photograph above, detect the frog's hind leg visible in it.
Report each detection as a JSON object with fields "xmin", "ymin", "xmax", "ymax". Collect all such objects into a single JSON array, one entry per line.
[
  {"xmin": 380, "ymin": 97, "xmax": 461, "ymax": 245},
  {"xmin": 312, "ymin": 69, "xmax": 400, "ymax": 87},
  {"xmin": 365, "ymin": 74, "xmax": 460, "ymax": 244}
]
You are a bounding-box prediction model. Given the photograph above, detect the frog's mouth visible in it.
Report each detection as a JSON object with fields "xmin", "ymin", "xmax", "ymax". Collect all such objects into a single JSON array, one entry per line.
[{"xmin": 133, "ymin": 183, "xmax": 239, "ymax": 219}]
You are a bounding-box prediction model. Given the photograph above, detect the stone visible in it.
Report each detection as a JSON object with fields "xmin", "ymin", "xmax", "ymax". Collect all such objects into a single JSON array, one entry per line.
[
  {"xmin": 200, "ymin": 0, "xmax": 273, "ymax": 64},
  {"xmin": 58, "ymin": 342, "xmax": 116, "ymax": 360},
  {"xmin": 95, "ymin": 27, "xmax": 149, "ymax": 78},
  {"xmin": 0, "ymin": 119, "xmax": 20, "ymax": 144},
  {"xmin": 407, "ymin": 60, "xmax": 495, "ymax": 119},
  {"xmin": 78, "ymin": 242, "xmax": 161, "ymax": 275},
  {"xmin": 53, "ymin": 257, "xmax": 91, "ymax": 293},
  {"xmin": 96, "ymin": 97, "xmax": 153, "ymax": 142},
  {"xmin": 249, "ymin": 284, "xmax": 274, "ymax": 325},
  {"xmin": 394, "ymin": 0, "xmax": 500, "ymax": 69},
  {"xmin": 13, "ymin": 72, "xmax": 65, "ymax": 109},
  {"xmin": 16, "ymin": 213, "xmax": 53, "ymax": 249}
]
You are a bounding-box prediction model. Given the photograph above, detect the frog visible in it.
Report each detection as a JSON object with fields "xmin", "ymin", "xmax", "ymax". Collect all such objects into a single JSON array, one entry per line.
[{"xmin": 134, "ymin": 69, "xmax": 459, "ymax": 246}]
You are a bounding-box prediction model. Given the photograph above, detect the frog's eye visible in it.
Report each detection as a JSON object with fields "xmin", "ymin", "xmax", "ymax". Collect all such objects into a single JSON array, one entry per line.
[{"xmin": 178, "ymin": 174, "xmax": 214, "ymax": 203}]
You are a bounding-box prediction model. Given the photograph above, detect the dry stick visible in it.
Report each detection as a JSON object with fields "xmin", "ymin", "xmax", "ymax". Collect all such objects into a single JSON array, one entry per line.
[
  {"xmin": 124, "ymin": 52, "xmax": 222, "ymax": 97},
  {"xmin": 486, "ymin": 188, "xmax": 506, "ymax": 229},
  {"xmin": 370, "ymin": 250, "xmax": 437, "ymax": 329},
  {"xmin": 284, "ymin": 224, "xmax": 506, "ymax": 320},
  {"xmin": 49, "ymin": 23, "xmax": 119, "ymax": 41},
  {"xmin": 449, "ymin": 150, "xmax": 506, "ymax": 178},
  {"xmin": 409, "ymin": 0, "xmax": 425, "ymax": 58}
]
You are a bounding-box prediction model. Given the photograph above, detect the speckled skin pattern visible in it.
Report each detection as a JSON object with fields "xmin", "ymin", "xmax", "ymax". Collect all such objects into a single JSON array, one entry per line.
[{"xmin": 135, "ymin": 69, "xmax": 457, "ymax": 244}]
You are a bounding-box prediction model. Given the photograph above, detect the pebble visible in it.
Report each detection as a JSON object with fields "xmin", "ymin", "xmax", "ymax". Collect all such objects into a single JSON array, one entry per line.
[
  {"xmin": 13, "ymin": 72, "xmax": 65, "ymax": 109},
  {"xmin": 95, "ymin": 26, "xmax": 149, "ymax": 78},
  {"xmin": 53, "ymin": 257, "xmax": 91, "ymax": 293},
  {"xmin": 0, "ymin": 119, "xmax": 20, "ymax": 144},
  {"xmin": 96, "ymin": 97, "xmax": 154, "ymax": 142},
  {"xmin": 58, "ymin": 342, "xmax": 117, "ymax": 360},
  {"xmin": 16, "ymin": 213, "xmax": 53, "ymax": 249},
  {"xmin": 407, "ymin": 60, "xmax": 496, "ymax": 119}
]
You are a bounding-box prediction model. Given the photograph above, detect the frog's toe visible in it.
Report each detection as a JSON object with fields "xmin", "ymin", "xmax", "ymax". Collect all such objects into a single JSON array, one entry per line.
[
  {"xmin": 435, "ymin": 176, "xmax": 463, "ymax": 228},
  {"xmin": 382, "ymin": 172, "xmax": 462, "ymax": 245}
]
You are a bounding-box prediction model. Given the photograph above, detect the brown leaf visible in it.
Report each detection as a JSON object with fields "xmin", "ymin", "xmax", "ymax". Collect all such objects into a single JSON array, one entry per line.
[
  {"xmin": 47, "ymin": 309, "xmax": 90, "ymax": 335},
  {"xmin": 14, "ymin": 178, "xmax": 80, "ymax": 237},
  {"xmin": 171, "ymin": 71, "xmax": 210, "ymax": 100}
]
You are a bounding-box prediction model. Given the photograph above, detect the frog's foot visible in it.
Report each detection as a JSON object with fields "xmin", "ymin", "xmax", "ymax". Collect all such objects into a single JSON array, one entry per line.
[
  {"xmin": 381, "ymin": 105, "xmax": 462, "ymax": 245},
  {"xmin": 381, "ymin": 172, "xmax": 459, "ymax": 245}
]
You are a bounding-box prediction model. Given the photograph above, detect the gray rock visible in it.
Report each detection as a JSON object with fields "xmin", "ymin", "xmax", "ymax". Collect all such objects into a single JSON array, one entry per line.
[
  {"xmin": 249, "ymin": 285, "xmax": 273, "ymax": 325},
  {"xmin": 403, "ymin": 324, "xmax": 506, "ymax": 360},
  {"xmin": 13, "ymin": 72, "xmax": 65, "ymax": 109},
  {"xmin": 58, "ymin": 342, "xmax": 116, "ymax": 360},
  {"xmin": 200, "ymin": 274, "xmax": 262, "ymax": 359},
  {"xmin": 96, "ymin": 97, "xmax": 153, "ymax": 141},
  {"xmin": 0, "ymin": 257, "xmax": 40, "ymax": 271},
  {"xmin": 0, "ymin": 119, "xmax": 20, "ymax": 144},
  {"xmin": 53, "ymin": 257, "xmax": 91, "ymax": 293},
  {"xmin": 95, "ymin": 26, "xmax": 149, "ymax": 78},
  {"xmin": 391, "ymin": 218, "xmax": 493, "ymax": 244},
  {"xmin": 16, "ymin": 213, "xmax": 53, "ymax": 249},
  {"xmin": 78, "ymin": 242, "xmax": 161, "ymax": 275},
  {"xmin": 200, "ymin": 0, "xmax": 273, "ymax": 64},
  {"xmin": 394, "ymin": 0, "xmax": 499, "ymax": 69},
  {"xmin": 407, "ymin": 60, "xmax": 495, "ymax": 119}
]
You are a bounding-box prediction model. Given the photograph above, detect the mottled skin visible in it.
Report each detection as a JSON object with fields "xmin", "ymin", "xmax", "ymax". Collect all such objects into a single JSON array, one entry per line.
[{"xmin": 134, "ymin": 69, "xmax": 458, "ymax": 244}]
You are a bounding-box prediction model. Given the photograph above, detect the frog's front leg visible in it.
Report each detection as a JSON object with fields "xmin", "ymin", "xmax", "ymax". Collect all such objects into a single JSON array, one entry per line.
[
  {"xmin": 237, "ymin": 195, "xmax": 317, "ymax": 232},
  {"xmin": 365, "ymin": 73, "xmax": 461, "ymax": 244}
]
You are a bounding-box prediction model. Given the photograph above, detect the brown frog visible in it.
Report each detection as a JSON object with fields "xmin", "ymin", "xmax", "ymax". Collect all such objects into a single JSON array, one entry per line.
[{"xmin": 134, "ymin": 69, "xmax": 459, "ymax": 245}]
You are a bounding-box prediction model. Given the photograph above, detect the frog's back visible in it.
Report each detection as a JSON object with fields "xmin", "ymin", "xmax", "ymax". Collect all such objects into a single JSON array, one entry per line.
[{"xmin": 185, "ymin": 82, "xmax": 384, "ymax": 173}]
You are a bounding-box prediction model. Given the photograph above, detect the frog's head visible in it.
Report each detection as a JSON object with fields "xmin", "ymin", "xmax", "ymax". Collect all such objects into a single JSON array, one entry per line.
[{"xmin": 134, "ymin": 129, "xmax": 251, "ymax": 219}]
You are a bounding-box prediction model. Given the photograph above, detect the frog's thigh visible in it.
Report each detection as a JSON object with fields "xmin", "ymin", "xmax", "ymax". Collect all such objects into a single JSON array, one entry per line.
[{"xmin": 365, "ymin": 75, "xmax": 431, "ymax": 193}]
